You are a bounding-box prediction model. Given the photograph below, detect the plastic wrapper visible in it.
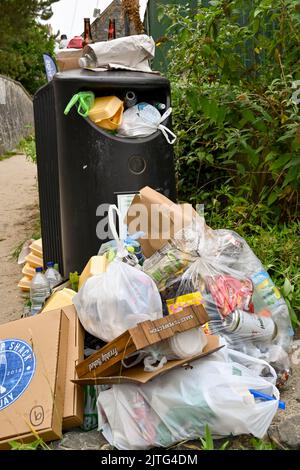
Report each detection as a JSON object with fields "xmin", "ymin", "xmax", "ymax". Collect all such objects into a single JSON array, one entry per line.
[
  {"xmin": 117, "ymin": 104, "xmax": 176, "ymax": 144},
  {"xmin": 98, "ymin": 232, "xmax": 145, "ymax": 266},
  {"xmin": 144, "ymin": 220, "xmax": 293, "ymax": 378},
  {"xmin": 142, "ymin": 240, "xmax": 196, "ymax": 292},
  {"xmin": 80, "ymin": 35, "xmax": 155, "ymax": 73}
]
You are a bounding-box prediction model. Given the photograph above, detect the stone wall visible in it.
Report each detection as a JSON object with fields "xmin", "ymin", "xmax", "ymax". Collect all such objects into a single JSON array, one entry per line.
[{"xmin": 0, "ymin": 75, "xmax": 34, "ymax": 155}]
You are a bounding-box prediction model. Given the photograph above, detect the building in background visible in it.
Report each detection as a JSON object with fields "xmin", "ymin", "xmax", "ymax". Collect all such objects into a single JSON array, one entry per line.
[{"xmin": 91, "ymin": 0, "xmax": 144, "ymax": 42}]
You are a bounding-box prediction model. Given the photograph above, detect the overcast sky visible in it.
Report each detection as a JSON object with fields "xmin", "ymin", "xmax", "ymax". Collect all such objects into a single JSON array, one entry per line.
[{"xmin": 46, "ymin": 0, "xmax": 148, "ymax": 38}]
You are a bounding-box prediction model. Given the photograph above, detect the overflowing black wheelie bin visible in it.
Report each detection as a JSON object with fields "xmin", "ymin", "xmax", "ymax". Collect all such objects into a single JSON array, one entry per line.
[{"xmin": 34, "ymin": 69, "xmax": 177, "ymax": 276}]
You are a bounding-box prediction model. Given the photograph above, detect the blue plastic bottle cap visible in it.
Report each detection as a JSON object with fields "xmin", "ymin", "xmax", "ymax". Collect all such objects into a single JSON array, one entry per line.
[
  {"xmin": 36, "ymin": 267, "xmax": 43, "ymax": 273},
  {"xmin": 47, "ymin": 262, "xmax": 55, "ymax": 268}
]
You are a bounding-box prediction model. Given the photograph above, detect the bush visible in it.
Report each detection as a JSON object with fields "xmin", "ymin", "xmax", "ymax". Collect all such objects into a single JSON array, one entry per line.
[
  {"xmin": 159, "ymin": 0, "xmax": 300, "ymax": 321},
  {"xmin": 162, "ymin": 0, "xmax": 300, "ymax": 223}
]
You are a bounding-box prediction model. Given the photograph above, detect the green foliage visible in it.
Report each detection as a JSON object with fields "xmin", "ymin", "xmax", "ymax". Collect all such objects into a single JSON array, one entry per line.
[
  {"xmin": 163, "ymin": 0, "xmax": 300, "ymax": 222},
  {"xmin": 9, "ymin": 438, "xmax": 50, "ymax": 450},
  {"xmin": 250, "ymin": 437, "xmax": 277, "ymax": 450},
  {"xmin": 18, "ymin": 134, "xmax": 37, "ymax": 164},
  {"xmin": 161, "ymin": 1, "xmax": 300, "ymax": 323},
  {"xmin": 0, "ymin": 0, "xmax": 58, "ymax": 94},
  {"xmin": 199, "ymin": 424, "xmax": 229, "ymax": 450},
  {"xmin": 0, "ymin": 150, "xmax": 17, "ymax": 161}
]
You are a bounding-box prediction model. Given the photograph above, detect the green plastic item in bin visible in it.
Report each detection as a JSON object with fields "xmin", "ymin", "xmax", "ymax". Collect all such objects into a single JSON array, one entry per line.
[{"xmin": 64, "ymin": 91, "xmax": 95, "ymax": 118}]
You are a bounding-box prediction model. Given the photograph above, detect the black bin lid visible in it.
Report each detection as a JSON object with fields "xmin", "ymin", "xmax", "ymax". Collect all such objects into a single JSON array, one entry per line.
[{"xmin": 54, "ymin": 69, "xmax": 170, "ymax": 88}]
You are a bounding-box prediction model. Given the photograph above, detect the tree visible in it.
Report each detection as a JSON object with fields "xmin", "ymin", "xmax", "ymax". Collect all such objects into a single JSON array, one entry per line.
[{"xmin": 0, "ymin": 0, "xmax": 59, "ymax": 94}]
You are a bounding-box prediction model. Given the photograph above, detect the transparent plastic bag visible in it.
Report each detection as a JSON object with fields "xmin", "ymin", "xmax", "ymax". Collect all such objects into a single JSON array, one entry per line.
[
  {"xmin": 73, "ymin": 206, "xmax": 163, "ymax": 342},
  {"xmin": 144, "ymin": 217, "xmax": 293, "ymax": 376},
  {"xmin": 117, "ymin": 103, "xmax": 176, "ymax": 144},
  {"xmin": 98, "ymin": 231, "xmax": 145, "ymax": 266}
]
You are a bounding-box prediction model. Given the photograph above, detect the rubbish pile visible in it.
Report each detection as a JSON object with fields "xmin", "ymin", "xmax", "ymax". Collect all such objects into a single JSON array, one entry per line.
[
  {"xmin": 1, "ymin": 187, "xmax": 294, "ymax": 448},
  {"xmin": 72, "ymin": 187, "xmax": 293, "ymax": 449},
  {"xmin": 61, "ymin": 34, "xmax": 176, "ymax": 144},
  {"xmin": 64, "ymin": 91, "xmax": 176, "ymax": 144},
  {"xmin": 1, "ymin": 37, "xmax": 293, "ymax": 449}
]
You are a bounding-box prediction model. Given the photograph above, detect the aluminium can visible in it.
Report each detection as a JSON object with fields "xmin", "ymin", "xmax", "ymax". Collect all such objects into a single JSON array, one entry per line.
[{"xmin": 223, "ymin": 309, "xmax": 277, "ymax": 342}]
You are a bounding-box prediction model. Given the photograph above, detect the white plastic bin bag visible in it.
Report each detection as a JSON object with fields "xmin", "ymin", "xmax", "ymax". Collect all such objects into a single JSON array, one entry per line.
[
  {"xmin": 97, "ymin": 347, "xmax": 280, "ymax": 449},
  {"xmin": 73, "ymin": 206, "xmax": 162, "ymax": 342}
]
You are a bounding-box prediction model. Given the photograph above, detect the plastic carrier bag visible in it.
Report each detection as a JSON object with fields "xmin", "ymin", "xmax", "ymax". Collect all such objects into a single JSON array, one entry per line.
[
  {"xmin": 73, "ymin": 205, "xmax": 162, "ymax": 342},
  {"xmin": 117, "ymin": 103, "xmax": 177, "ymax": 144},
  {"xmin": 97, "ymin": 344, "xmax": 280, "ymax": 450},
  {"xmin": 64, "ymin": 91, "xmax": 95, "ymax": 118},
  {"xmin": 143, "ymin": 217, "xmax": 293, "ymax": 378}
]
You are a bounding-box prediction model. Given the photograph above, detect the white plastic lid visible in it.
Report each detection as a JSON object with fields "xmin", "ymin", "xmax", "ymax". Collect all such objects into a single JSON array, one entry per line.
[{"xmin": 167, "ymin": 328, "xmax": 207, "ymax": 359}]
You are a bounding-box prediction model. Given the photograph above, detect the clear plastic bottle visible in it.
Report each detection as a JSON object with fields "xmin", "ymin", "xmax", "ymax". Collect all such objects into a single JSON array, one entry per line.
[
  {"xmin": 153, "ymin": 102, "xmax": 166, "ymax": 112},
  {"xmin": 30, "ymin": 267, "xmax": 50, "ymax": 315},
  {"xmin": 45, "ymin": 262, "xmax": 62, "ymax": 290}
]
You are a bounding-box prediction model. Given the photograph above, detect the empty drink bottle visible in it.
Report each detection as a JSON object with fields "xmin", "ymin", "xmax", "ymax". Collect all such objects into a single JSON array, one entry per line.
[
  {"xmin": 83, "ymin": 18, "xmax": 94, "ymax": 48},
  {"xmin": 45, "ymin": 262, "xmax": 62, "ymax": 290},
  {"xmin": 30, "ymin": 268, "xmax": 50, "ymax": 315},
  {"xmin": 108, "ymin": 18, "xmax": 116, "ymax": 40}
]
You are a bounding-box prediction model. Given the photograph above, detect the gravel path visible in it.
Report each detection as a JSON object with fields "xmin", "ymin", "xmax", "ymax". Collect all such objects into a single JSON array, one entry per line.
[{"xmin": 0, "ymin": 154, "xmax": 38, "ymax": 325}]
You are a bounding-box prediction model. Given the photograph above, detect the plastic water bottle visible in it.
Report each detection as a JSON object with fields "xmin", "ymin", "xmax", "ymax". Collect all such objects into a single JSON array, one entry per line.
[
  {"xmin": 30, "ymin": 268, "xmax": 50, "ymax": 315},
  {"xmin": 45, "ymin": 262, "xmax": 62, "ymax": 290}
]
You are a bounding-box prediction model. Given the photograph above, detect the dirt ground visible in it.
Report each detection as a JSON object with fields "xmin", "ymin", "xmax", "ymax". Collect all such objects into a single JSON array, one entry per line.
[{"xmin": 0, "ymin": 154, "xmax": 38, "ymax": 325}]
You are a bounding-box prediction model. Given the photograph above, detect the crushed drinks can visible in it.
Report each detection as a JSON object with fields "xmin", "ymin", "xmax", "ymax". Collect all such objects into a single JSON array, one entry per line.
[{"xmin": 223, "ymin": 309, "xmax": 277, "ymax": 342}]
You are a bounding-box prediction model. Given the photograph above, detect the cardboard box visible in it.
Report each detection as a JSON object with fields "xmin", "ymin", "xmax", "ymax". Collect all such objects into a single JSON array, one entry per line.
[
  {"xmin": 126, "ymin": 186, "xmax": 200, "ymax": 258},
  {"xmin": 0, "ymin": 310, "xmax": 69, "ymax": 449},
  {"xmin": 73, "ymin": 335, "xmax": 222, "ymax": 385},
  {"xmin": 59, "ymin": 305, "xmax": 84, "ymax": 430},
  {"xmin": 42, "ymin": 289, "xmax": 76, "ymax": 314},
  {"xmin": 56, "ymin": 49, "xmax": 82, "ymax": 72},
  {"xmin": 75, "ymin": 305, "xmax": 209, "ymax": 380}
]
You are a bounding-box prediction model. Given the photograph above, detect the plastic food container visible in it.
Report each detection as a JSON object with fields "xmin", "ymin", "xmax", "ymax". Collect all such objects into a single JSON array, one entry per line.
[
  {"xmin": 29, "ymin": 238, "xmax": 43, "ymax": 257},
  {"xmin": 25, "ymin": 253, "xmax": 44, "ymax": 268},
  {"xmin": 18, "ymin": 276, "xmax": 32, "ymax": 292},
  {"xmin": 88, "ymin": 96, "xmax": 124, "ymax": 130},
  {"xmin": 22, "ymin": 263, "xmax": 36, "ymax": 279},
  {"xmin": 79, "ymin": 255, "xmax": 108, "ymax": 290}
]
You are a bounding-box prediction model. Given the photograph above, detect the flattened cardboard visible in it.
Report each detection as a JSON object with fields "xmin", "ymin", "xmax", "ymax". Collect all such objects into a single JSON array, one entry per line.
[
  {"xmin": 76, "ymin": 305, "xmax": 209, "ymax": 380},
  {"xmin": 126, "ymin": 186, "xmax": 199, "ymax": 258},
  {"xmin": 60, "ymin": 305, "xmax": 84, "ymax": 430},
  {"xmin": 0, "ymin": 310, "xmax": 69, "ymax": 449},
  {"xmin": 73, "ymin": 335, "xmax": 222, "ymax": 385}
]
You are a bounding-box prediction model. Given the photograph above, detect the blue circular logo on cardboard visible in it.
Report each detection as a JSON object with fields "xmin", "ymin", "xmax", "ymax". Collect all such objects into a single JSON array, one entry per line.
[{"xmin": 0, "ymin": 339, "xmax": 36, "ymax": 411}]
